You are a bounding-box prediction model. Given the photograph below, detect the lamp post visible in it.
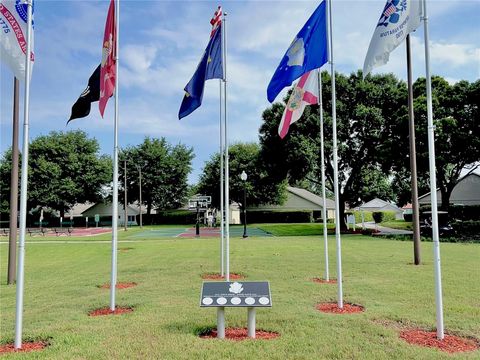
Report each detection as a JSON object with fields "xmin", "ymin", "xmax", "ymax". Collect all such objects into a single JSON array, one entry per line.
[
  {"xmin": 240, "ymin": 170, "xmax": 248, "ymax": 238},
  {"xmin": 135, "ymin": 164, "xmax": 143, "ymax": 228}
]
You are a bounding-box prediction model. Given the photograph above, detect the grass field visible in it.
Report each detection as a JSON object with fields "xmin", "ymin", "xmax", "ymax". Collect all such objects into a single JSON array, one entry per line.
[
  {"xmin": 0, "ymin": 228, "xmax": 479, "ymax": 359},
  {"xmin": 256, "ymin": 223, "xmax": 335, "ymax": 236},
  {"xmin": 380, "ymin": 220, "xmax": 413, "ymax": 231}
]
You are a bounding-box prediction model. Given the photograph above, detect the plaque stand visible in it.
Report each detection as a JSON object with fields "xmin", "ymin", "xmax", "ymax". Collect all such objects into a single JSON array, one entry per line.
[
  {"xmin": 247, "ymin": 307, "xmax": 256, "ymax": 338},
  {"xmin": 217, "ymin": 307, "xmax": 225, "ymax": 339}
]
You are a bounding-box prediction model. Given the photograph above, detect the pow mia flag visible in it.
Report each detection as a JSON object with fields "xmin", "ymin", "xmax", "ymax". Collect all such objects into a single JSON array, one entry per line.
[{"xmin": 68, "ymin": 64, "xmax": 100, "ymax": 123}]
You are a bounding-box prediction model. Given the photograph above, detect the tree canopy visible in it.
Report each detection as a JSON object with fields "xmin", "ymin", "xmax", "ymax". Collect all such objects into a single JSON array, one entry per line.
[
  {"xmin": 119, "ymin": 137, "xmax": 194, "ymax": 214},
  {"xmin": 0, "ymin": 130, "xmax": 111, "ymax": 217},
  {"xmin": 259, "ymin": 71, "xmax": 409, "ymax": 228},
  {"xmin": 196, "ymin": 142, "xmax": 287, "ymax": 209}
]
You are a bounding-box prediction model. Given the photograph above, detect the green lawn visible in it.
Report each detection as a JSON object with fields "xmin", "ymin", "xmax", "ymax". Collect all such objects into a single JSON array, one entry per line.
[
  {"xmin": 256, "ymin": 223, "xmax": 335, "ymax": 236},
  {"xmin": 0, "ymin": 231, "xmax": 479, "ymax": 359},
  {"xmin": 380, "ymin": 220, "xmax": 413, "ymax": 231}
]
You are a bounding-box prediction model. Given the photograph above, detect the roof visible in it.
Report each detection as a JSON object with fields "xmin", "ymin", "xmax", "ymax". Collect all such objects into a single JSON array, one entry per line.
[
  {"xmin": 287, "ymin": 186, "xmax": 335, "ymax": 209},
  {"xmin": 358, "ymin": 198, "xmax": 401, "ymax": 212},
  {"xmin": 418, "ymin": 173, "xmax": 480, "ymax": 200}
]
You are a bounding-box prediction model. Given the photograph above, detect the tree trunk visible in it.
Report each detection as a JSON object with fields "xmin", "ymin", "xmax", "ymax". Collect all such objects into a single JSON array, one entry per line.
[
  {"xmin": 338, "ymin": 197, "xmax": 347, "ymax": 231},
  {"xmin": 440, "ymin": 187, "xmax": 452, "ymax": 211},
  {"xmin": 147, "ymin": 202, "xmax": 152, "ymax": 216}
]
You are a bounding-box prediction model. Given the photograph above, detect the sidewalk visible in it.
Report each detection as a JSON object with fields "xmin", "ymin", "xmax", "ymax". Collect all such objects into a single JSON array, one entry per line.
[{"xmin": 362, "ymin": 222, "xmax": 413, "ymax": 235}]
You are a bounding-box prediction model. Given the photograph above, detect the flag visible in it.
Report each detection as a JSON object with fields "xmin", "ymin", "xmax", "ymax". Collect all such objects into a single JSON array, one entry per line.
[
  {"xmin": 68, "ymin": 65, "xmax": 100, "ymax": 123},
  {"xmin": 178, "ymin": 7, "xmax": 224, "ymax": 120},
  {"xmin": 278, "ymin": 70, "xmax": 318, "ymax": 139},
  {"xmin": 267, "ymin": 1, "xmax": 327, "ymax": 103},
  {"xmin": 99, "ymin": 0, "xmax": 116, "ymax": 117},
  {"xmin": 0, "ymin": 0, "xmax": 35, "ymax": 80},
  {"xmin": 363, "ymin": 0, "xmax": 422, "ymax": 76}
]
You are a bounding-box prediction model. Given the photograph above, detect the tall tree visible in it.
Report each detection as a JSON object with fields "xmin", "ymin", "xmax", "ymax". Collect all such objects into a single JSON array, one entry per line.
[
  {"xmin": 259, "ymin": 71, "xmax": 409, "ymax": 229},
  {"xmin": 413, "ymin": 77, "xmax": 480, "ymax": 209},
  {"xmin": 196, "ymin": 142, "xmax": 287, "ymax": 210},
  {"xmin": 0, "ymin": 131, "xmax": 112, "ymax": 218},
  {"xmin": 119, "ymin": 137, "xmax": 194, "ymax": 215}
]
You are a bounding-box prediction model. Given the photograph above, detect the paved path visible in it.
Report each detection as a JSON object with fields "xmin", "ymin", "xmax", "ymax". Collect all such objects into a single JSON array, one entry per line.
[{"xmin": 363, "ymin": 222, "xmax": 413, "ymax": 235}]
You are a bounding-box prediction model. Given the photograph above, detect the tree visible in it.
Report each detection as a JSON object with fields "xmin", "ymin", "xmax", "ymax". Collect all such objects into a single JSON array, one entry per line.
[
  {"xmin": 412, "ymin": 77, "xmax": 480, "ymax": 209},
  {"xmin": 259, "ymin": 71, "xmax": 409, "ymax": 229},
  {"xmin": 119, "ymin": 137, "xmax": 194, "ymax": 215},
  {"xmin": 196, "ymin": 142, "xmax": 287, "ymax": 210},
  {"xmin": 0, "ymin": 131, "xmax": 112, "ymax": 218}
]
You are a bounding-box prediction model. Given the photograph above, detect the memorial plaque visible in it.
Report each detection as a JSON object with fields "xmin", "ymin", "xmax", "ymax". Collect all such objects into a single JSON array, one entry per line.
[{"xmin": 200, "ymin": 281, "xmax": 271, "ymax": 307}]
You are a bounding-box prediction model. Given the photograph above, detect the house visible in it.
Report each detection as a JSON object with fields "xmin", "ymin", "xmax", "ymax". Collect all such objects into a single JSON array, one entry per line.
[
  {"xmin": 248, "ymin": 186, "xmax": 335, "ymax": 219},
  {"xmin": 418, "ymin": 173, "xmax": 480, "ymax": 206},
  {"xmin": 357, "ymin": 198, "xmax": 403, "ymax": 220},
  {"xmin": 82, "ymin": 202, "xmax": 145, "ymax": 226}
]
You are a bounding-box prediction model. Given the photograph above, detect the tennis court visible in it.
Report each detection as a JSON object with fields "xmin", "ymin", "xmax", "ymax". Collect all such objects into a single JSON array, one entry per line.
[{"xmin": 127, "ymin": 226, "xmax": 272, "ymax": 239}]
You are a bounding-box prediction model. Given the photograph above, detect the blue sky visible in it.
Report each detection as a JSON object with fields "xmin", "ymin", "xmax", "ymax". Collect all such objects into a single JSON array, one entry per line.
[{"xmin": 1, "ymin": 0, "xmax": 479, "ymax": 184}]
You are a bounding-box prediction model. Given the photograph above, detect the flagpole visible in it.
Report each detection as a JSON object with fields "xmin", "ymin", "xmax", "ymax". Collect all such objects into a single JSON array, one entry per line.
[
  {"xmin": 406, "ymin": 35, "xmax": 421, "ymax": 265},
  {"xmin": 8, "ymin": 77, "xmax": 20, "ymax": 285},
  {"xmin": 110, "ymin": 0, "xmax": 120, "ymax": 312},
  {"xmin": 317, "ymin": 70, "xmax": 329, "ymax": 282},
  {"xmin": 327, "ymin": 0, "xmax": 343, "ymax": 308},
  {"xmin": 219, "ymin": 79, "xmax": 225, "ymax": 277},
  {"xmin": 14, "ymin": 0, "xmax": 33, "ymax": 349},
  {"xmin": 422, "ymin": 0, "xmax": 444, "ymax": 340},
  {"xmin": 222, "ymin": 11, "xmax": 230, "ymax": 282}
]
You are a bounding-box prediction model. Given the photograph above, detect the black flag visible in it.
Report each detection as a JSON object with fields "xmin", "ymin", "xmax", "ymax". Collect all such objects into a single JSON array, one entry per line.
[{"xmin": 68, "ymin": 65, "xmax": 100, "ymax": 123}]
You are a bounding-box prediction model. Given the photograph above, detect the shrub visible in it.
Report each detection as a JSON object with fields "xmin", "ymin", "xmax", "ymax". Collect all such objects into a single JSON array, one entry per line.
[
  {"xmin": 449, "ymin": 205, "xmax": 480, "ymax": 221},
  {"xmin": 372, "ymin": 212, "xmax": 384, "ymax": 223},
  {"xmin": 403, "ymin": 213, "xmax": 413, "ymax": 222}
]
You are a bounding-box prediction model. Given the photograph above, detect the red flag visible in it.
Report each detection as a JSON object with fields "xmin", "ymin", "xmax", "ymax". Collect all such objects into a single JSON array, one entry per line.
[{"xmin": 99, "ymin": 0, "xmax": 116, "ymax": 117}]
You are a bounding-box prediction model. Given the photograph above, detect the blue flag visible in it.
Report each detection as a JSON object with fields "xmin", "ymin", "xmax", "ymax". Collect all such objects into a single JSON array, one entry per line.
[
  {"xmin": 267, "ymin": 1, "xmax": 328, "ymax": 103},
  {"xmin": 179, "ymin": 25, "xmax": 223, "ymax": 119}
]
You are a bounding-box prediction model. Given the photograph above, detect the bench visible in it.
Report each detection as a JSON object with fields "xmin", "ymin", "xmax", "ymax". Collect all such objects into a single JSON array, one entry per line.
[
  {"xmin": 1, "ymin": 228, "xmax": 9, "ymax": 236},
  {"xmin": 27, "ymin": 228, "xmax": 46, "ymax": 236},
  {"xmin": 54, "ymin": 228, "xmax": 73, "ymax": 236}
]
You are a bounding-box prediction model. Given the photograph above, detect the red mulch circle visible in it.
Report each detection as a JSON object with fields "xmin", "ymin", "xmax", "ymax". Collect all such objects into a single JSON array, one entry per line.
[
  {"xmin": 201, "ymin": 273, "xmax": 245, "ymax": 280},
  {"xmin": 200, "ymin": 327, "xmax": 279, "ymax": 341},
  {"xmin": 0, "ymin": 341, "xmax": 47, "ymax": 354},
  {"xmin": 316, "ymin": 302, "xmax": 365, "ymax": 314},
  {"xmin": 312, "ymin": 277, "xmax": 337, "ymax": 284},
  {"xmin": 88, "ymin": 306, "xmax": 133, "ymax": 316},
  {"xmin": 99, "ymin": 282, "xmax": 137, "ymax": 289},
  {"xmin": 400, "ymin": 330, "xmax": 479, "ymax": 353}
]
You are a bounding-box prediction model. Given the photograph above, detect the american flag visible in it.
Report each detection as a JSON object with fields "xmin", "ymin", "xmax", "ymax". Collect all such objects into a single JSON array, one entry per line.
[
  {"xmin": 383, "ymin": 3, "xmax": 397, "ymax": 18},
  {"xmin": 210, "ymin": 6, "xmax": 222, "ymax": 38}
]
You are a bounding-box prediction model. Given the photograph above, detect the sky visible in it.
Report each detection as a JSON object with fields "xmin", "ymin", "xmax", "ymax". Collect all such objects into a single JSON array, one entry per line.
[{"xmin": 1, "ymin": 0, "xmax": 479, "ymax": 184}]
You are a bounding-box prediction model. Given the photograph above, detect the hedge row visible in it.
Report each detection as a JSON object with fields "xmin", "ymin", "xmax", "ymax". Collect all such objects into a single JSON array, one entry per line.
[
  {"xmin": 140, "ymin": 210, "xmax": 197, "ymax": 225},
  {"xmin": 247, "ymin": 210, "xmax": 313, "ymax": 223},
  {"xmin": 420, "ymin": 204, "xmax": 480, "ymax": 221},
  {"xmin": 345, "ymin": 211, "xmax": 374, "ymax": 223},
  {"xmin": 372, "ymin": 211, "xmax": 397, "ymax": 223}
]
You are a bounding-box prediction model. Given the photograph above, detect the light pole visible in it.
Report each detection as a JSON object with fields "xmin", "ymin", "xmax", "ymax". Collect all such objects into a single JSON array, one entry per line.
[
  {"xmin": 135, "ymin": 164, "xmax": 143, "ymax": 228},
  {"xmin": 124, "ymin": 159, "xmax": 128, "ymax": 231},
  {"xmin": 240, "ymin": 170, "xmax": 248, "ymax": 238}
]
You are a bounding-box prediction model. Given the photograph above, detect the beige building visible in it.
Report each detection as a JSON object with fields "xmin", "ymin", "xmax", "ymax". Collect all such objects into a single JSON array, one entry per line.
[
  {"xmin": 418, "ymin": 173, "xmax": 480, "ymax": 206},
  {"xmin": 82, "ymin": 202, "xmax": 145, "ymax": 226},
  {"xmin": 249, "ymin": 186, "xmax": 335, "ymax": 219},
  {"xmin": 357, "ymin": 198, "xmax": 403, "ymax": 220}
]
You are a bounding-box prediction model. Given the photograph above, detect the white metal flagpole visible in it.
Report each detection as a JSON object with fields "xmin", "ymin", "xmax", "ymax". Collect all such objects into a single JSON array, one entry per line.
[
  {"xmin": 317, "ymin": 70, "xmax": 329, "ymax": 282},
  {"xmin": 327, "ymin": 0, "xmax": 343, "ymax": 308},
  {"xmin": 14, "ymin": 0, "xmax": 34, "ymax": 349},
  {"xmin": 219, "ymin": 79, "xmax": 225, "ymax": 277},
  {"xmin": 422, "ymin": 0, "xmax": 444, "ymax": 340},
  {"xmin": 110, "ymin": 0, "xmax": 120, "ymax": 312},
  {"xmin": 223, "ymin": 11, "xmax": 230, "ymax": 282}
]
